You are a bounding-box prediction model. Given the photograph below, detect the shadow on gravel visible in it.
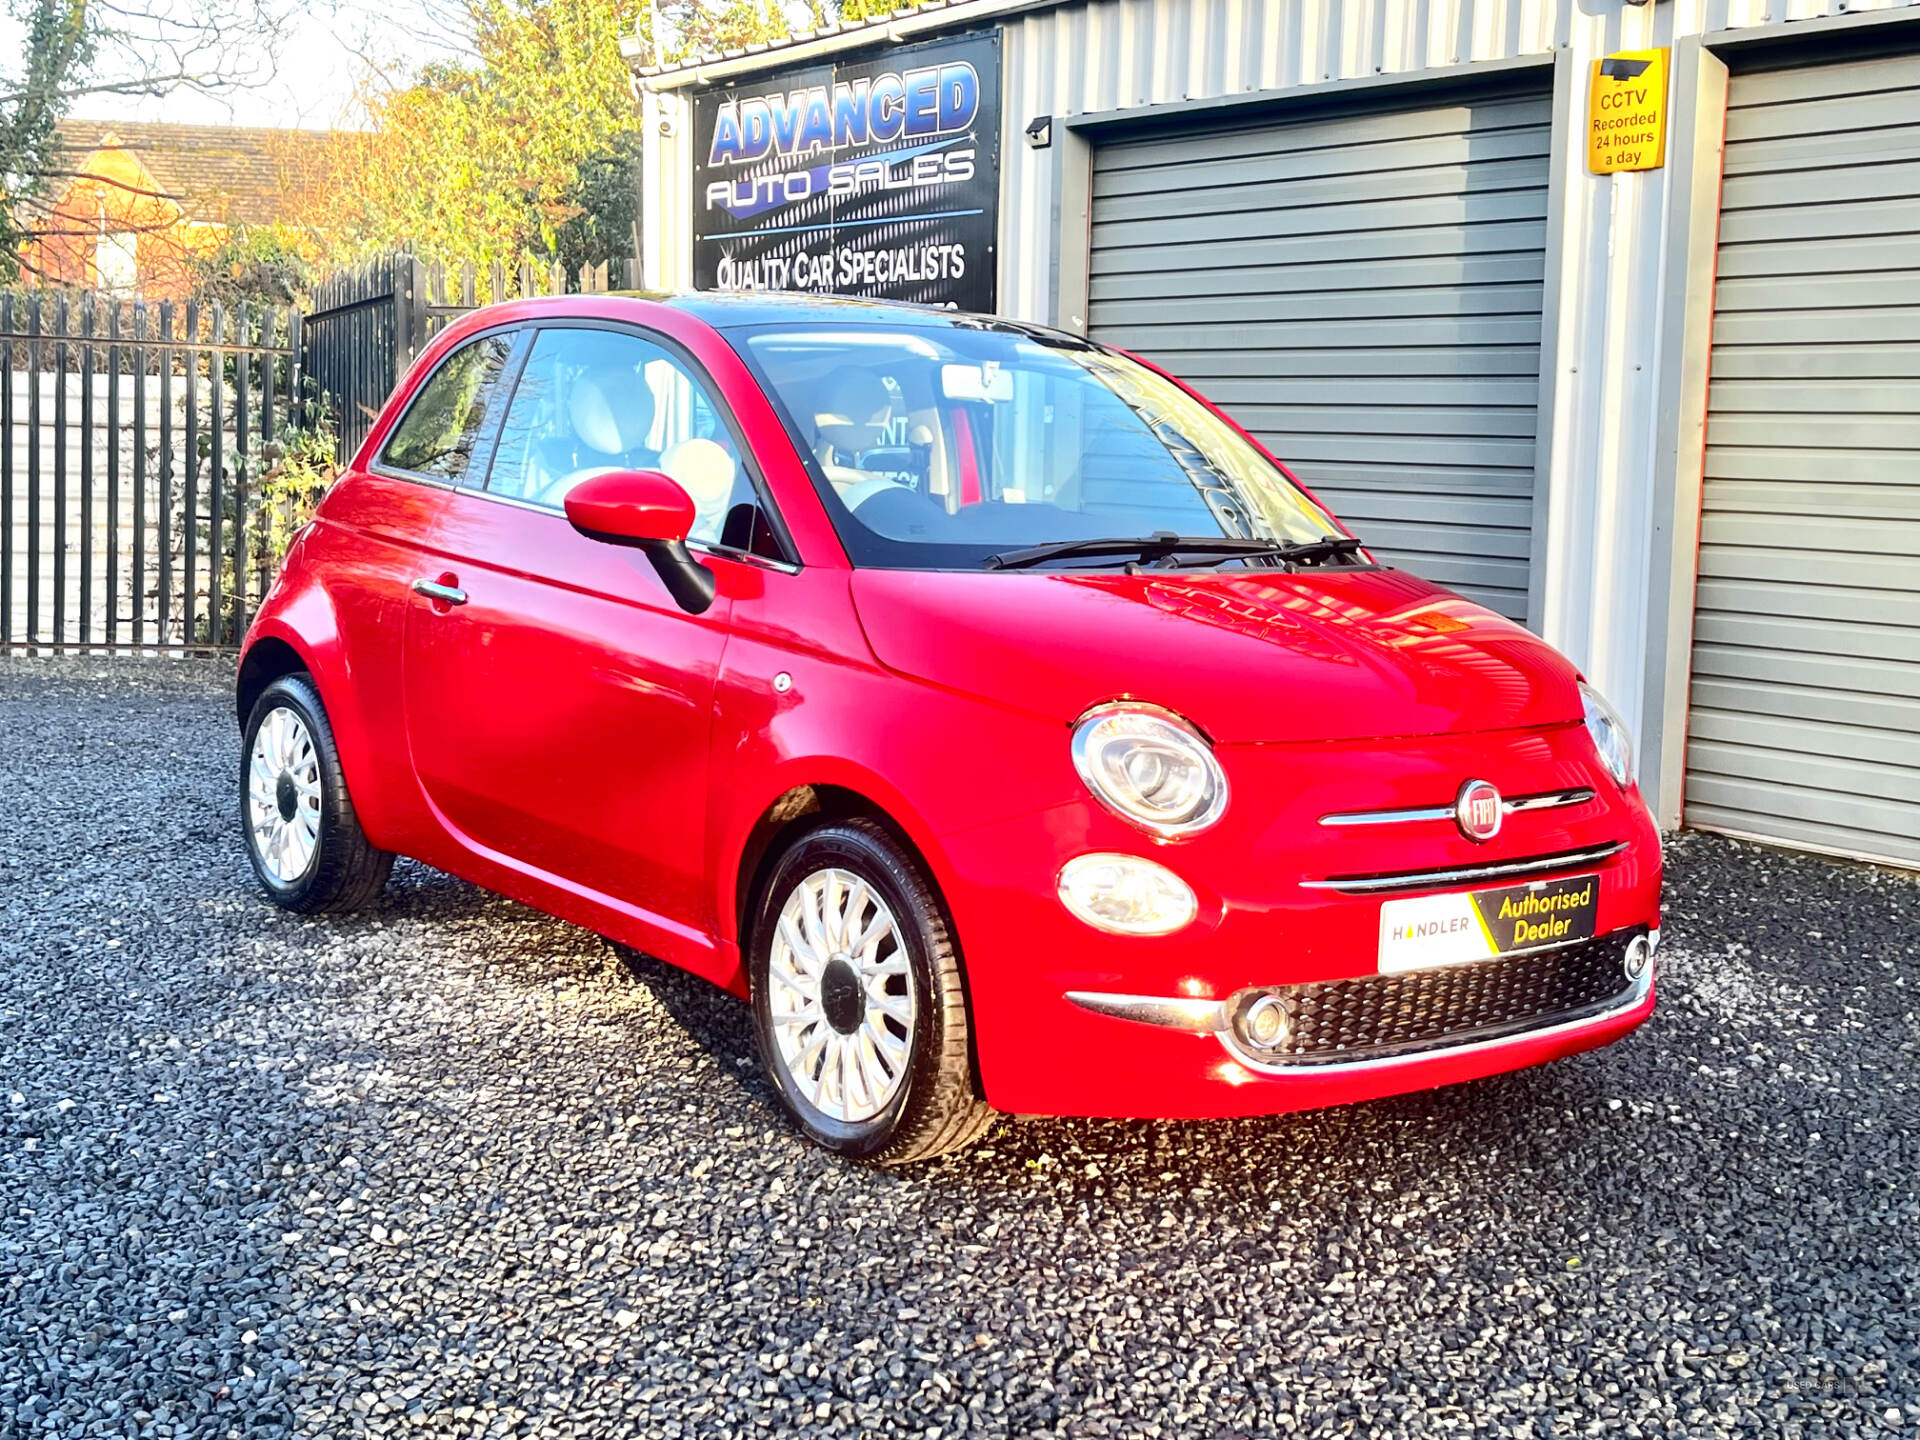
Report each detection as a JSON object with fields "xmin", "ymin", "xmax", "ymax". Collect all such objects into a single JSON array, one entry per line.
[
  {"xmin": 611, "ymin": 943, "xmax": 776, "ymax": 1099},
  {"xmin": 331, "ymin": 846, "xmax": 1670, "ymax": 1209},
  {"xmin": 586, "ymin": 901, "xmax": 1648, "ymax": 1215}
]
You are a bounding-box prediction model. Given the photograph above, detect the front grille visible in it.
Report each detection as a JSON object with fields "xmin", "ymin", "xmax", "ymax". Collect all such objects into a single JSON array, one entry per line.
[
  {"xmin": 1227, "ymin": 928, "xmax": 1646, "ymax": 1067},
  {"xmin": 1300, "ymin": 841, "xmax": 1628, "ymax": 895}
]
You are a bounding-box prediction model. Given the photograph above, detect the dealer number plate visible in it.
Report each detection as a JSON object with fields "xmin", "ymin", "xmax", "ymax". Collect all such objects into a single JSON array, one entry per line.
[{"xmin": 1377, "ymin": 873, "xmax": 1599, "ymax": 974}]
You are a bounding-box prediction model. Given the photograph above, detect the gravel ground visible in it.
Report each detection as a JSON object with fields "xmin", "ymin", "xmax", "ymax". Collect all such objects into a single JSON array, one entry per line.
[{"xmin": 2, "ymin": 655, "xmax": 1916, "ymax": 1440}]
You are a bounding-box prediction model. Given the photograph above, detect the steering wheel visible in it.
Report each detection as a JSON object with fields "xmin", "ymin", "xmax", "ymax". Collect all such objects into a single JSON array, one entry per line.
[
  {"xmin": 846, "ymin": 481, "xmax": 949, "ymax": 540},
  {"xmin": 843, "ymin": 476, "xmax": 910, "ymax": 512}
]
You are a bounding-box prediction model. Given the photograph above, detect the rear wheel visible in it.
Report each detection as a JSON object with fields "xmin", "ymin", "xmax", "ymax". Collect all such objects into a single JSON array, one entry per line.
[
  {"xmin": 241, "ymin": 673, "xmax": 393, "ymax": 913},
  {"xmin": 749, "ymin": 818, "xmax": 994, "ymax": 1164}
]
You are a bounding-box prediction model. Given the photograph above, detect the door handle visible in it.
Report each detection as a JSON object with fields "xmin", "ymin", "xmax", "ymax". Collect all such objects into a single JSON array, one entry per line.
[{"xmin": 411, "ymin": 577, "xmax": 468, "ymax": 607}]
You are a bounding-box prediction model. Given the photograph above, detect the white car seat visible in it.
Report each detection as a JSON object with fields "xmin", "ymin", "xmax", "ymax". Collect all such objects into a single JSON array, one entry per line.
[{"xmin": 658, "ymin": 437, "xmax": 738, "ymax": 543}]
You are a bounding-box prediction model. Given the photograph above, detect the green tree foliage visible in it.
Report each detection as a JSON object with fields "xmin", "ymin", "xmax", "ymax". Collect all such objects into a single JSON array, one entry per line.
[
  {"xmin": 324, "ymin": 0, "xmax": 942, "ymax": 277},
  {"xmin": 651, "ymin": 0, "xmax": 794, "ymax": 60},
  {"xmin": 326, "ymin": 0, "xmax": 676, "ymax": 275},
  {"xmin": 828, "ymin": 0, "xmax": 899, "ymax": 23},
  {"xmin": 189, "ymin": 221, "xmax": 318, "ymax": 304}
]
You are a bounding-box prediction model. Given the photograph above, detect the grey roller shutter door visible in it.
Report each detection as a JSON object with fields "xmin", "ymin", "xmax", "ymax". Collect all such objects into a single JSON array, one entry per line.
[
  {"xmin": 1085, "ymin": 88, "xmax": 1551, "ymax": 622},
  {"xmin": 1686, "ymin": 51, "xmax": 1920, "ymax": 868}
]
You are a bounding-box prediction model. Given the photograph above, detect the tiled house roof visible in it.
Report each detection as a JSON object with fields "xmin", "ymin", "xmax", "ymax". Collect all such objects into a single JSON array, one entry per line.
[{"xmin": 51, "ymin": 119, "xmax": 337, "ymax": 227}]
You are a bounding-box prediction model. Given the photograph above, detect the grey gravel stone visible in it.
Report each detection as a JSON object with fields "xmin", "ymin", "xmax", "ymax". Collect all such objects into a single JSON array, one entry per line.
[{"xmin": 1, "ymin": 655, "xmax": 1916, "ymax": 1439}]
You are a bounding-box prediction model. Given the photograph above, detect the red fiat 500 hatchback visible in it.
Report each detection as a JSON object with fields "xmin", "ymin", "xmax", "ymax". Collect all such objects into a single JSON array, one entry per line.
[{"xmin": 237, "ymin": 292, "xmax": 1661, "ymax": 1163}]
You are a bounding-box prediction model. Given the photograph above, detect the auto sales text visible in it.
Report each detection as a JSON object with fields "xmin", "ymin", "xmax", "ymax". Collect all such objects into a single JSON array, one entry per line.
[{"xmin": 705, "ymin": 148, "xmax": 974, "ymax": 216}]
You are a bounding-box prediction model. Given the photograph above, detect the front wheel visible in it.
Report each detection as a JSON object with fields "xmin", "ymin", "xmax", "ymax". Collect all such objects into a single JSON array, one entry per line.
[
  {"xmin": 241, "ymin": 673, "xmax": 394, "ymax": 913},
  {"xmin": 749, "ymin": 818, "xmax": 994, "ymax": 1164}
]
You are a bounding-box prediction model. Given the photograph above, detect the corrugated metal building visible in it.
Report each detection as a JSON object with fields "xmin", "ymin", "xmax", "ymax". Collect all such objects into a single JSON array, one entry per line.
[{"xmin": 629, "ymin": 0, "xmax": 1920, "ymax": 869}]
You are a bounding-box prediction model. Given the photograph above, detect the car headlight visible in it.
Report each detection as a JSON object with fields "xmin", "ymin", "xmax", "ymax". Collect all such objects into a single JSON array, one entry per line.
[
  {"xmin": 1057, "ymin": 853, "xmax": 1198, "ymax": 935},
  {"xmin": 1070, "ymin": 703, "xmax": 1229, "ymax": 838},
  {"xmin": 1580, "ymin": 682, "xmax": 1634, "ymax": 788}
]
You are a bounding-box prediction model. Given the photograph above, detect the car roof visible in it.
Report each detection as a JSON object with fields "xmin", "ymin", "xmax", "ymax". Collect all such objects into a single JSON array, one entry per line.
[{"xmin": 543, "ymin": 289, "xmax": 1089, "ymax": 344}]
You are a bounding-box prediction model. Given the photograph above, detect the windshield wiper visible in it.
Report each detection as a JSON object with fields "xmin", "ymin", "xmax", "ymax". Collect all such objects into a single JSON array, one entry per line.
[
  {"xmin": 1175, "ymin": 536, "xmax": 1367, "ymax": 570},
  {"xmin": 983, "ymin": 532, "xmax": 1365, "ymax": 572}
]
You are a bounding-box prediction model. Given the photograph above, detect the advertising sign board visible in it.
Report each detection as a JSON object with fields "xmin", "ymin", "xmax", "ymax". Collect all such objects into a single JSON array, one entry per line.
[{"xmin": 691, "ymin": 33, "xmax": 1002, "ymax": 311}]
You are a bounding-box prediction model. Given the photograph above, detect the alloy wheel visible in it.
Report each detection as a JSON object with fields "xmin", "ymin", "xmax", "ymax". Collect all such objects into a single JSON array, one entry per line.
[
  {"xmin": 246, "ymin": 706, "xmax": 322, "ymax": 883},
  {"xmin": 767, "ymin": 866, "xmax": 916, "ymax": 1122}
]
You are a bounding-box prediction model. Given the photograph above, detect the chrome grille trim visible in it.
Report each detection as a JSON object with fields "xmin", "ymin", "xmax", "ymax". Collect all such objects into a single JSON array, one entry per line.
[
  {"xmin": 1319, "ymin": 787, "xmax": 1595, "ymax": 829},
  {"xmin": 1505, "ymin": 787, "xmax": 1596, "ymax": 814},
  {"xmin": 1317, "ymin": 803, "xmax": 1455, "ymax": 828},
  {"xmin": 1299, "ymin": 840, "xmax": 1628, "ymax": 895}
]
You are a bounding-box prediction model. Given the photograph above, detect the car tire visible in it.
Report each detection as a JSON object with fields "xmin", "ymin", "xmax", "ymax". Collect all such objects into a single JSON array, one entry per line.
[
  {"xmin": 749, "ymin": 818, "xmax": 995, "ymax": 1164},
  {"xmin": 241, "ymin": 673, "xmax": 394, "ymax": 913}
]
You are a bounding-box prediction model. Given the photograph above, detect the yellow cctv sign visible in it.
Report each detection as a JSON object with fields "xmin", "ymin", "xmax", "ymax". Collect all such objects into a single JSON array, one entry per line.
[{"xmin": 1588, "ymin": 49, "xmax": 1669, "ymax": 173}]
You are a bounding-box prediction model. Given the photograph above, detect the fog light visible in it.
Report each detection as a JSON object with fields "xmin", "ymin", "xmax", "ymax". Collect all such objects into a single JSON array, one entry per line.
[
  {"xmin": 1057, "ymin": 853, "xmax": 1197, "ymax": 936},
  {"xmin": 1243, "ymin": 995, "xmax": 1290, "ymax": 1048},
  {"xmin": 1624, "ymin": 934, "xmax": 1653, "ymax": 980}
]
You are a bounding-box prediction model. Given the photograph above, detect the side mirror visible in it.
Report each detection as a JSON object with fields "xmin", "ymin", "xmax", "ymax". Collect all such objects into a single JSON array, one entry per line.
[{"xmin": 564, "ymin": 469, "xmax": 717, "ymax": 615}]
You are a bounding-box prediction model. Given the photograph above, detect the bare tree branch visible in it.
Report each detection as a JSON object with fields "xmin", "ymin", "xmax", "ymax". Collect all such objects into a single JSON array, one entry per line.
[{"xmin": 1, "ymin": 0, "xmax": 301, "ymax": 280}]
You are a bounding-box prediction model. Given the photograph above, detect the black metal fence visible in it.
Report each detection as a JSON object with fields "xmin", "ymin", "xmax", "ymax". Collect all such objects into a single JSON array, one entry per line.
[
  {"xmin": 300, "ymin": 256, "xmax": 409, "ymax": 464},
  {"xmin": 1, "ymin": 290, "xmax": 301, "ymax": 650},
  {"xmin": 3, "ymin": 253, "xmax": 641, "ymax": 652}
]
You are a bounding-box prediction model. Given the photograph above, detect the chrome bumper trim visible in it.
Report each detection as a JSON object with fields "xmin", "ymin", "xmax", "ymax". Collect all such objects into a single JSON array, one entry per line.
[
  {"xmin": 1299, "ymin": 840, "xmax": 1628, "ymax": 895},
  {"xmin": 1063, "ymin": 991, "xmax": 1224, "ymax": 1033},
  {"xmin": 1319, "ymin": 787, "xmax": 1595, "ymax": 829}
]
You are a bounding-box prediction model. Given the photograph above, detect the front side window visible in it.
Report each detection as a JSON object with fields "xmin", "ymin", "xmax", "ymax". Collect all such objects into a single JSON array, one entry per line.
[
  {"xmin": 736, "ymin": 322, "xmax": 1349, "ymax": 570},
  {"xmin": 380, "ymin": 331, "xmax": 515, "ymax": 480},
  {"xmin": 486, "ymin": 327, "xmax": 756, "ymax": 549}
]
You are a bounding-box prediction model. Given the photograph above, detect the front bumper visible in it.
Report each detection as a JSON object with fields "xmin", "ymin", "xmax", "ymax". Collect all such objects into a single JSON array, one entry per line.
[
  {"xmin": 935, "ymin": 724, "xmax": 1664, "ymax": 1119},
  {"xmin": 1015, "ymin": 972, "xmax": 1655, "ymax": 1119},
  {"xmin": 1070, "ymin": 926, "xmax": 1656, "ymax": 1071}
]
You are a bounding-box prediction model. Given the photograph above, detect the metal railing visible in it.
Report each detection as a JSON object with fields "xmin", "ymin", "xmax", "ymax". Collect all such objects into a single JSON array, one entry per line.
[
  {"xmin": 3, "ymin": 255, "xmax": 642, "ymax": 652},
  {"xmin": 1, "ymin": 289, "xmax": 301, "ymax": 651}
]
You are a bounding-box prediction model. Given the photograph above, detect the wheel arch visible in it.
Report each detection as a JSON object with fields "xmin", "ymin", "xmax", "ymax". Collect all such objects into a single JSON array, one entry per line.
[
  {"xmin": 235, "ymin": 632, "xmax": 312, "ymax": 726},
  {"xmin": 234, "ymin": 602, "xmax": 407, "ymax": 852},
  {"xmin": 733, "ymin": 782, "xmax": 931, "ymax": 946}
]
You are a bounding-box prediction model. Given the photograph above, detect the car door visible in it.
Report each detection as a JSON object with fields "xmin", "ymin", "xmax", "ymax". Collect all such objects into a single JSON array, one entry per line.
[
  {"xmin": 323, "ymin": 325, "xmax": 519, "ymax": 845},
  {"xmin": 401, "ymin": 321, "xmax": 771, "ymax": 939}
]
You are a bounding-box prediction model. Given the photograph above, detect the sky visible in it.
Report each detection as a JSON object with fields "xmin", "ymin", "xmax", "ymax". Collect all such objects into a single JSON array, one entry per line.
[{"xmin": 4, "ymin": 1, "xmax": 471, "ymax": 132}]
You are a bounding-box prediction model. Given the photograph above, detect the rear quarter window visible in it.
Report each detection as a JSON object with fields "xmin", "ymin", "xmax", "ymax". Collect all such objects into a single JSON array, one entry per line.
[{"xmin": 380, "ymin": 332, "xmax": 516, "ymax": 480}]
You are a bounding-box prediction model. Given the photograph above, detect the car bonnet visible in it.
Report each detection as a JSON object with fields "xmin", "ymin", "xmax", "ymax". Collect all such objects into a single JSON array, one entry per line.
[{"xmin": 848, "ymin": 565, "xmax": 1586, "ymax": 745}]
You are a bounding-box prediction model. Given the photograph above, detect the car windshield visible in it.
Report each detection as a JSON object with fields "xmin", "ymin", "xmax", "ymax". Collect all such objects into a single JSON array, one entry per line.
[{"xmin": 734, "ymin": 321, "xmax": 1350, "ymax": 570}]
